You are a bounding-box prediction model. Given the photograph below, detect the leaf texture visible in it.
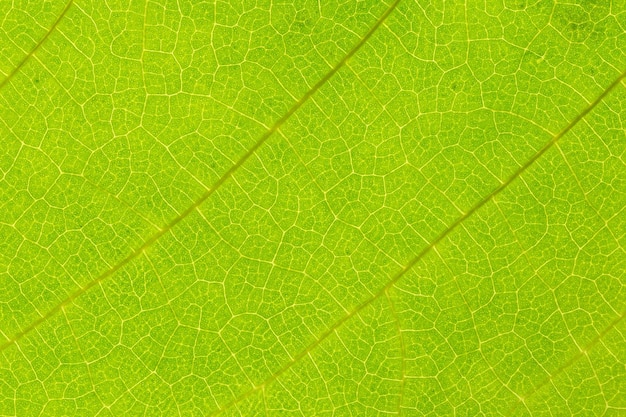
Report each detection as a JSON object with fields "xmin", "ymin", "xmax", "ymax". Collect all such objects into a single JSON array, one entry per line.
[{"xmin": 0, "ymin": 0, "xmax": 625, "ymax": 416}]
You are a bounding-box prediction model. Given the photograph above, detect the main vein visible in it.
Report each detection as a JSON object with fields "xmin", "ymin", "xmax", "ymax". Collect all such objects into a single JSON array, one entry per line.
[{"xmin": 0, "ymin": 0, "xmax": 402, "ymax": 352}]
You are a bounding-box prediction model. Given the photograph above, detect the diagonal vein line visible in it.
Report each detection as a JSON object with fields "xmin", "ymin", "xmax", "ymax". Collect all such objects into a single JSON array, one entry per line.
[
  {"xmin": 0, "ymin": 0, "xmax": 401, "ymax": 353},
  {"xmin": 0, "ymin": 0, "xmax": 73, "ymax": 93},
  {"xmin": 209, "ymin": 67, "xmax": 626, "ymax": 415}
]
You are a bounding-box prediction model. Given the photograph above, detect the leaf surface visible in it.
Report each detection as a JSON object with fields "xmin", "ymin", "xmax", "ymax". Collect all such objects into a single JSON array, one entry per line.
[{"xmin": 0, "ymin": 1, "xmax": 625, "ymax": 416}]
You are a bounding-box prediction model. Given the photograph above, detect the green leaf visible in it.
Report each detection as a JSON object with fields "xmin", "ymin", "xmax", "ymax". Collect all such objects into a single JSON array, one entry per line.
[{"xmin": 1, "ymin": 0, "xmax": 625, "ymax": 415}]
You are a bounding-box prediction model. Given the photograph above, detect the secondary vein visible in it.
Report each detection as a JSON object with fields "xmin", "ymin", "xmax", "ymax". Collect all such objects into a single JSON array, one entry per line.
[{"xmin": 0, "ymin": 0, "xmax": 73, "ymax": 93}]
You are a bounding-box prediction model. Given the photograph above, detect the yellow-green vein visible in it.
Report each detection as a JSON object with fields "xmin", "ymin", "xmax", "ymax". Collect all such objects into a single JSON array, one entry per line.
[{"xmin": 0, "ymin": 0, "xmax": 73, "ymax": 92}]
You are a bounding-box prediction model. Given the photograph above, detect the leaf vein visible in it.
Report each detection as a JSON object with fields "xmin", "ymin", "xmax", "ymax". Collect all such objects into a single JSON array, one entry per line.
[{"xmin": 0, "ymin": 0, "xmax": 73, "ymax": 93}]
